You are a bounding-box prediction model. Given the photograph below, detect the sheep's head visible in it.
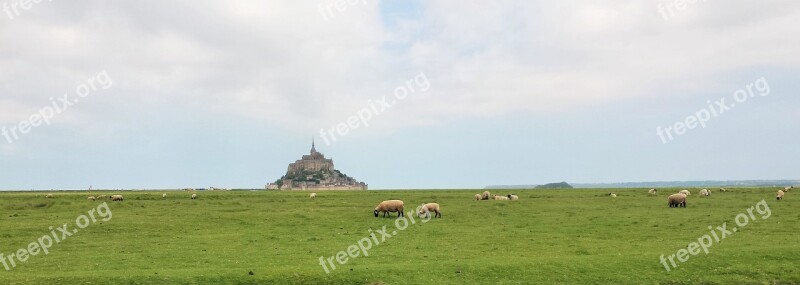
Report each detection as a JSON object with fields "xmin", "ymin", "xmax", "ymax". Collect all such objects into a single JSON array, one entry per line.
[
  {"xmin": 373, "ymin": 210, "xmax": 379, "ymax": 217},
  {"xmin": 418, "ymin": 207, "xmax": 428, "ymax": 215}
]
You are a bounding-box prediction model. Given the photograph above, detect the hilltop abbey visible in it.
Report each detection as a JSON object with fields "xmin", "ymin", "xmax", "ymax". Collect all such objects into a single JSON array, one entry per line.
[{"xmin": 268, "ymin": 140, "xmax": 367, "ymax": 190}]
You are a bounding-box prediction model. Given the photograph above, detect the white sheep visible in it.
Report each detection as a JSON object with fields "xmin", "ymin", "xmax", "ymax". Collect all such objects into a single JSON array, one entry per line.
[
  {"xmin": 374, "ymin": 200, "xmax": 404, "ymax": 217},
  {"xmin": 418, "ymin": 203, "xmax": 442, "ymax": 218},
  {"xmin": 310, "ymin": 193, "xmax": 317, "ymax": 199},
  {"xmin": 719, "ymin": 187, "xmax": 727, "ymax": 192},
  {"xmin": 668, "ymin": 193, "xmax": 687, "ymax": 208},
  {"xmin": 508, "ymin": 194, "xmax": 519, "ymax": 200},
  {"xmin": 191, "ymin": 193, "xmax": 198, "ymax": 199},
  {"xmin": 679, "ymin": 190, "xmax": 691, "ymax": 196},
  {"xmin": 162, "ymin": 193, "xmax": 167, "ymax": 198},
  {"xmin": 648, "ymin": 189, "xmax": 657, "ymax": 195},
  {"xmin": 777, "ymin": 190, "xmax": 784, "ymax": 201},
  {"xmin": 609, "ymin": 193, "xmax": 617, "ymax": 198},
  {"xmin": 493, "ymin": 195, "xmax": 509, "ymax": 200},
  {"xmin": 784, "ymin": 186, "xmax": 793, "ymax": 192},
  {"xmin": 699, "ymin": 189, "xmax": 710, "ymax": 197},
  {"xmin": 46, "ymin": 194, "xmax": 53, "ymax": 198},
  {"xmin": 474, "ymin": 194, "xmax": 482, "ymax": 201},
  {"xmin": 87, "ymin": 196, "xmax": 96, "ymax": 201},
  {"xmin": 482, "ymin": 191, "xmax": 491, "ymax": 200},
  {"xmin": 110, "ymin": 195, "xmax": 123, "ymax": 201}
]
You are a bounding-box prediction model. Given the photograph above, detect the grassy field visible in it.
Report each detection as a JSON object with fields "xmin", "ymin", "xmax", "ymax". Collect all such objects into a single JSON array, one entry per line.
[{"xmin": 0, "ymin": 188, "xmax": 797, "ymax": 284}]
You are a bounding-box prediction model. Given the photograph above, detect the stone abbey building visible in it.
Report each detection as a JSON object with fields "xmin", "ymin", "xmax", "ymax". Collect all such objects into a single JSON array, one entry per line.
[{"xmin": 268, "ymin": 140, "xmax": 367, "ymax": 190}]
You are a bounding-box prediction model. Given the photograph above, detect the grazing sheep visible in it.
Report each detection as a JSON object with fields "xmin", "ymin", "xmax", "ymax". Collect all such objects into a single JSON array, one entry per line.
[
  {"xmin": 110, "ymin": 195, "xmax": 124, "ymax": 202},
  {"xmin": 46, "ymin": 194, "xmax": 53, "ymax": 198},
  {"xmin": 777, "ymin": 190, "xmax": 784, "ymax": 201},
  {"xmin": 482, "ymin": 191, "xmax": 491, "ymax": 200},
  {"xmin": 493, "ymin": 195, "xmax": 510, "ymax": 200},
  {"xmin": 668, "ymin": 193, "xmax": 687, "ymax": 208},
  {"xmin": 374, "ymin": 200, "xmax": 404, "ymax": 217},
  {"xmin": 474, "ymin": 194, "xmax": 482, "ymax": 201},
  {"xmin": 191, "ymin": 193, "xmax": 198, "ymax": 199},
  {"xmin": 719, "ymin": 188, "xmax": 727, "ymax": 192},
  {"xmin": 162, "ymin": 193, "xmax": 167, "ymax": 198},
  {"xmin": 418, "ymin": 203, "xmax": 442, "ymax": 218},
  {"xmin": 648, "ymin": 189, "xmax": 657, "ymax": 195},
  {"xmin": 508, "ymin": 194, "xmax": 519, "ymax": 200},
  {"xmin": 310, "ymin": 193, "xmax": 317, "ymax": 199},
  {"xmin": 699, "ymin": 189, "xmax": 710, "ymax": 197},
  {"xmin": 87, "ymin": 196, "xmax": 96, "ymax": 201},
  {"xmin": 679, "ymin": 190, "xmax": 691, "ymax": 196},
  {"xmin": 784, "ymin": 186, "xmax": 793, "ymax": 192},
  {"xmin": 609, "ymin": 193, "xmax": 617, "ymax": 198}
]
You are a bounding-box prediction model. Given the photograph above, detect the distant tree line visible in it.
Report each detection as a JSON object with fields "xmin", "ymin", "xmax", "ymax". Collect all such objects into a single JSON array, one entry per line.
[{"xmin": 535, "ymin": 182, "xmax": 573, "ymax": 189}]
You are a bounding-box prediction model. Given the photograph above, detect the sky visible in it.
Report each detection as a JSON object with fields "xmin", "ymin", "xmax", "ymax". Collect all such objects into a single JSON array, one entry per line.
[{"xmin": 0, "ymin": 1, "xmax": 798, "ymax": 190}]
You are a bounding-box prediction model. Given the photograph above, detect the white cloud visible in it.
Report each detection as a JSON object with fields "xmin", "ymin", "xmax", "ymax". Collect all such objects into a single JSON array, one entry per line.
[{"xmin": 0, "ymin": 0, "xmax": 798, "ymax": 139}]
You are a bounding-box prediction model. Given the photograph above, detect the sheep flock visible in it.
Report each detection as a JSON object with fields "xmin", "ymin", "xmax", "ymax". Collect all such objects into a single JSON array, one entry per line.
[{"xmin": 32, "ymin": 184, "xmax": 792, "ymax": 217}]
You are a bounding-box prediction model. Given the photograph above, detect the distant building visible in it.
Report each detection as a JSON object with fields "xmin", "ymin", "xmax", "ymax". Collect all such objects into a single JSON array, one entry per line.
[{"xmin": 270, "ymin": 140, "xmax": 367, "ymax": 190}]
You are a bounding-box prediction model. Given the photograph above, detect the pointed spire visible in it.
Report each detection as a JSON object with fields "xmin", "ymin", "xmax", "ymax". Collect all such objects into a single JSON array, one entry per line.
[{"xmin": 311, "ymin": 137, "xmax": 317, "ymax": 153}]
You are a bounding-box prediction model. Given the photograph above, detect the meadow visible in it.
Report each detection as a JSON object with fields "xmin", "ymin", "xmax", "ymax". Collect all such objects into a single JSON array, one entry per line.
[{"xmin": 0, "ymin": 188, "xmax": 797, "ymax": 284}]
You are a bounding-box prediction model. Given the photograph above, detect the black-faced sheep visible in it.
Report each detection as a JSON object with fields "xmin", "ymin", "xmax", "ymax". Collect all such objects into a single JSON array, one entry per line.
[
  {"xmin": 609, "ymin": 193, "xmax": 617, "ymax": 198},
  {"xmin": 648, "ymin": 189, "xmax": 657, "ymax": 195},
  {"xmin": 310, "ymin": 193, "xmax": 317, "ymax": 199},
  {"xmin": 110, "ymin": 195, "xmax": 124, "ymax": 201},
  {"xmin": 374, "ymin": 200, "xmax": 404, "ymax": 217},
  {"xmin": 87, "ymin": 196, "xmax": 96, "ymax": 201},
  {"xmin": 418, "ymin": 203, "xmax": 442, "ymax": 218},
  {"xmin": 679, "ymin": 189, "xmax": 691, "ymax": 196},
  {"xmin": 162, "ymin": 193, "xmax": 167, "ymax": 198},
  {"xmin": 777, "ymin": 190, "xmax": 784, "ymax": 200},
  {"xmin": 191, "ymin": 193, "xmax": 198, "ymax": 199},
  {"xmin": 508, "ymin": 194, "xmax": 519, "ymax": 200},
  {"xmin": 474, "ymin": 194, "xmax": 482, "ymax": 201},
  {"xmin": 699, "ymin": 189, "xmax": 710, "ymax": 197},
  {"xmin": 784, "ymin": 186, "xmax": 793, "ymax": 192},
  {"xmin": 719, "ymin": 188, "xmax": 727, "ymax": 192},
  {"xmin": 668, "ymin": 193, "xmax": 687, "ymax": 208},
  {"xmin": 482, "ymin": 191, "xmax": 491, "ymax": 200}
]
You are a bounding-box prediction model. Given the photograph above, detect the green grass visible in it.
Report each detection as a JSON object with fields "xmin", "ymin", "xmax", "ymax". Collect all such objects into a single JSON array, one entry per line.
[{"xmin": 0, "ymin": 188, "xmax": 797, "ymax": 284}]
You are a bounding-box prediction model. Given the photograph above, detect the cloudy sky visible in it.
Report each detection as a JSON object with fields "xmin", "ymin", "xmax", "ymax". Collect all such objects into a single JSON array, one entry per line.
[{"xmin": 1, "ymin": 1, "xmax": 798, "ymax": 190}]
